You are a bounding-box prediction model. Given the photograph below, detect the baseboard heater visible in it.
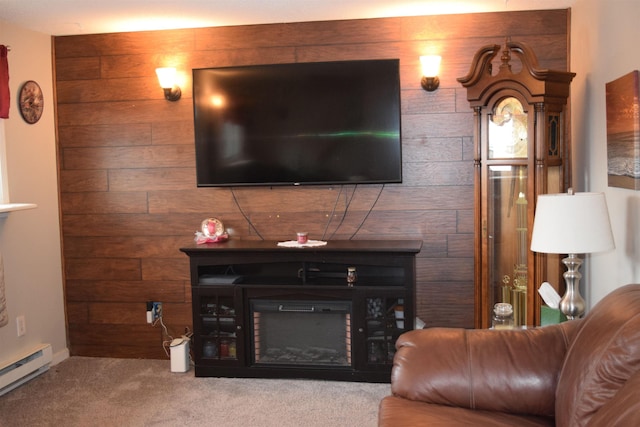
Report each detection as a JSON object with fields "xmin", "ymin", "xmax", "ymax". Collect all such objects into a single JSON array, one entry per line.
[{"xmin": 0, "ymin": 343, "xmax": 52, "ymax": 396}]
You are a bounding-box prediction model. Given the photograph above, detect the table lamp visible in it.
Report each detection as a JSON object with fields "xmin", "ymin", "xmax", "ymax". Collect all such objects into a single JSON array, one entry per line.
[{"xmin": 530, "ymin": 190, "xmax": 615, "ymax": 319}]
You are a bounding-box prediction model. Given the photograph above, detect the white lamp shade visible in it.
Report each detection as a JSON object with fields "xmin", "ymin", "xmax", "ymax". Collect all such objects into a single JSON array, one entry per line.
[
  {"xmin": 155, "ymin": 67, "xmax": 177, "ymax": 89},
  {"xmin": 420, "ymin": 55, "xmax": 441, "ymax": 78},
  {"xmin": 530, "ymin": 192, "xmax": 615, "ymax": 254}
]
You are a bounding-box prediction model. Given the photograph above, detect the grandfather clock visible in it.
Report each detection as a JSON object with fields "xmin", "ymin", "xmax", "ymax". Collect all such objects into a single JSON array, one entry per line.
[{"xmin": 458, "ymin": 40, "xmax": 575, "ymax": 328}]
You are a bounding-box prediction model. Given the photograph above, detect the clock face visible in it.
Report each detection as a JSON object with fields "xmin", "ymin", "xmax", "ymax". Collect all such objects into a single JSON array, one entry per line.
[{"xmin": 19, "ymin": 80, "xmax": 44, "ymax": 124}]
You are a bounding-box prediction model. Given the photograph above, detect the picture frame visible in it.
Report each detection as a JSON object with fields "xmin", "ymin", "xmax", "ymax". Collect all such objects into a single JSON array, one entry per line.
[{"xmin": 606, "ymin": 70, "xmax": 640, "ymax": 190}]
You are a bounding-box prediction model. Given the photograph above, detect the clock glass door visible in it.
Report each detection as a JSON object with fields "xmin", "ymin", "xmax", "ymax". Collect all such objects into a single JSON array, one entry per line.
[
  {"xmin": 486, "ymin": 96, "xmax": 530, "ymax": 327},
  {"xmin": 488, "ymin": 165, "xmax": 528, "ymax": 327}
]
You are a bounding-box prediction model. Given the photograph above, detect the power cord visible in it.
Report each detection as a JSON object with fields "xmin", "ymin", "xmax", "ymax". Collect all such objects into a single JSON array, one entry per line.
[
  {"xmin": 230, "ymin": 182, "xmax": 381, "ymax": 241},
  {"xmin": 349, "ymin": 184, "xmax": 385, "ymax": 240},
  {"xmin": 230, "ymin": 187, "xmax": 265, "ymax": 240},
  {"xmin": 153, "ymin": 315, "xmax": 194, "ymax": 362},
  {"xmin": 153, "ymin": 315, "xmax": 174, "ymax": 358},
  {"xmin": 328, "ymin": 184, "xmax": 358, "ymax": 239}
]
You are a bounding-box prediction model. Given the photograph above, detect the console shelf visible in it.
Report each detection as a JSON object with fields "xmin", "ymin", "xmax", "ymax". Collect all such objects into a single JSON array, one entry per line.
[{"xmin": 180, "ymin": 239, "xmax": 422, "ymax": 383}]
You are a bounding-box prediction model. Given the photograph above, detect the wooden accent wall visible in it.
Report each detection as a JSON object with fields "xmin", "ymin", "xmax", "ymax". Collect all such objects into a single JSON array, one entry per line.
[{"xmin": 54, "ymin": 10, "xmax": 569, "ymax": 358}]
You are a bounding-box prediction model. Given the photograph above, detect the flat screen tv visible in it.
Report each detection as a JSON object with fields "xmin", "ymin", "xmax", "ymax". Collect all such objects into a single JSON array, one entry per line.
[{"xmin": 192, "ymin": 59, "xmax": 402, "ymax": 187}]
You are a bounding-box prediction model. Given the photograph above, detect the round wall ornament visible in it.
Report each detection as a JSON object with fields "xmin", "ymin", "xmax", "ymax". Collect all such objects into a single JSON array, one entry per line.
[{"xmin": 18, "ymin": 80, "xmax": 44, "ymax": 124}]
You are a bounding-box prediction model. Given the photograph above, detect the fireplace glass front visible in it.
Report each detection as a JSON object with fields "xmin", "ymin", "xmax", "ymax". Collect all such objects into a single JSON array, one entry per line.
[{"xmin": 250, "ymin": 299, "xmax": 352, "ymax": 367}]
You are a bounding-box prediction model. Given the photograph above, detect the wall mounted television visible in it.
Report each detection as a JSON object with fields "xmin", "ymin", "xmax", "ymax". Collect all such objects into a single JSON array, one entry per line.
[{"xmin": 192, "ymin": 59, "xmax": 402, "ymax": 187}]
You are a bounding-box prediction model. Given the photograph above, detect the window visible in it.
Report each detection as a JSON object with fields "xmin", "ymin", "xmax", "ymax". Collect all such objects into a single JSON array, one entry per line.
[{"xmin": 0, "ymin": 120, "xmax": 35, "ymax": 213}]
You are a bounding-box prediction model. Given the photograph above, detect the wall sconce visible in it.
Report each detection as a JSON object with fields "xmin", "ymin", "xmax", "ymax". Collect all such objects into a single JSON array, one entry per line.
[
  {"xmin": 155, "ymin": 67, "xmax": 181, "ymax": 101},
  {"xmin": 420, "ymin": 55, "xmax": 441, "ymax": 92}
]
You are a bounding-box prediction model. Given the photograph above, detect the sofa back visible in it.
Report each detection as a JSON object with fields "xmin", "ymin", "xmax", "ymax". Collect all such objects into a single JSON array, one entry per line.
[{"xmin": 555, "ymin": 284, "xmax": 640, "ymax": 427}]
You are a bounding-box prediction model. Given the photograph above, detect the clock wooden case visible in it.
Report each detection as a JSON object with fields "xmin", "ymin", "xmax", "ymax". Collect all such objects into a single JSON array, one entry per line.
[{"xmin": 458, "ymin": 40, "xmax": 575, "ymax": 328}]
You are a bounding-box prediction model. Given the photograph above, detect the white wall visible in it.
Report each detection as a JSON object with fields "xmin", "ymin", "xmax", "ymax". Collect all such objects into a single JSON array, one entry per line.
[
  {"xmin": 571, "ymin": 0, "xmax": 640, "ymax": 306},
  {"xmin": 0, "ymin": 20, "xmax": 67, "ymax": 364}
]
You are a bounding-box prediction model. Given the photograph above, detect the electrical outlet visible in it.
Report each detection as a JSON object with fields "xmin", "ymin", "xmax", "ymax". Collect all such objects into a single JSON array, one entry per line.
[
  {"xmin": 146, "ymin": 301, "xmax": 153, "ymax": 323},
  {"xmin": 152, "ymin": 302, "xmax": 162, "ymax": 321},
  {"xmin": 16, "ymin": 315, "xmax": 26, "ymax": 337}
]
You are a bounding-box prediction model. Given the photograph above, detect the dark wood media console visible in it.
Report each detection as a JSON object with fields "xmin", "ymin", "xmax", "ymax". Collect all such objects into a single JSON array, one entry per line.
[{"xmin": 180, "ymin": 239, "xmax": 422, "ymax": 382}]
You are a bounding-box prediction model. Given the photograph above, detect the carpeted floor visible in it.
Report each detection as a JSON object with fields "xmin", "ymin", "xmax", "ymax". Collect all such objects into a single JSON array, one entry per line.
[{"xmin": 0, "ymin": 357, "xmax": 390, "ymax": 427}]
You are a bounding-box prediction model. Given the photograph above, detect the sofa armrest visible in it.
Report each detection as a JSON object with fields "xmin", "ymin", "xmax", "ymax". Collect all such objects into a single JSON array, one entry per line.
[{"xmin": 390, "ymin": 322, "xmax": 579, "ymax": 417}]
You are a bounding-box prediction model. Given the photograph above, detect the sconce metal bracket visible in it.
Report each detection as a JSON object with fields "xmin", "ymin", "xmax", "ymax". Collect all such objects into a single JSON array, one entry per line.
[
  {"xmin": 421, "ymin": 76, "xmax": 440, "ymax": 92},
  {"xmin": 163, "ymin": 86, "xmax": 181, "ymax": 101}
]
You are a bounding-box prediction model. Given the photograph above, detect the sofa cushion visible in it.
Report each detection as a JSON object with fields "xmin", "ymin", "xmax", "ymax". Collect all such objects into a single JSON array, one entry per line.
[
  {"xmin": 556, "ymin": 284, "xmax": 640, "ymax": 427},
  {"xmin": 390, "ymin": 323, "xmax": 577, "ymax": 417},
  {"xmin": 379, "ymin": 395, "xmax": 555, "ymax": 427}
]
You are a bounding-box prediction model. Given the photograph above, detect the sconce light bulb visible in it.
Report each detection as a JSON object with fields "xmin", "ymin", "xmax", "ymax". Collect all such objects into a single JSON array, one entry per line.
[
  {"xmin": 156, "ymin": 67, "xmax": 176, "ymax": 88},
  {"xmin": 155, "ymin": 67, "xmax": 181, "ymax": 101},
  {"xmin": 420, "ymin": 55, "xmax": 441, "ymax": 77},
  {"xmin": 420, "ymin": 55, "xmax": 441, "ymax": 92}
]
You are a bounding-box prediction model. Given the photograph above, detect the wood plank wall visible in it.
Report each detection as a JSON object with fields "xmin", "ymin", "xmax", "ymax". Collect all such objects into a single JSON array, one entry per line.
[{"xmin": 54, "ymin": 9, "xmax": 569, "ymax": 358}]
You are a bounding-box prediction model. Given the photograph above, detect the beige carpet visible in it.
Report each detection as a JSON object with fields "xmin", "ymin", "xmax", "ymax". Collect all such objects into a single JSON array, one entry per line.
[{"xmin": 0, "ymin": 357, "xmax": 390, "ymax": 427}]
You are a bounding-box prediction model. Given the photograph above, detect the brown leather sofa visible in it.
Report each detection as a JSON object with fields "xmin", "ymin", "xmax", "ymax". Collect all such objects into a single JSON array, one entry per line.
[{"xmin": 378, "ymin": 284, "xmax": 640, "ymax": 426}]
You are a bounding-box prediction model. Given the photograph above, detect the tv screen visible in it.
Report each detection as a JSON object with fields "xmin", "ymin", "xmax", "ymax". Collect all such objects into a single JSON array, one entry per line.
[{"xmin": 192, "ymin": 59, "xmax": 402, "ymax": 187}]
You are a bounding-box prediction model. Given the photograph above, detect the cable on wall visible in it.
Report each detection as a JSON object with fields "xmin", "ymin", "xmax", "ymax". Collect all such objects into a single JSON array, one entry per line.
[
  {"xmin": 321, "ymin": 185, "xmax": 344, "ymax": 240},
  {"xmin": 348, "ymin": 184, "xmax": 385, "ymax": 240},
  {"xmin": 328, "ymin": 184, "xmax": 358, "ymax": 240},
  {"xmin": 230, "ymin": 187, "xmax": 265, "ymax": 240}
]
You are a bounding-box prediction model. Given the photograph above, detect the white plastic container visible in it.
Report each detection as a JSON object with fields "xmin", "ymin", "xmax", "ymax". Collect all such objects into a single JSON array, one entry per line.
[{"xmin": 170, "ymin": 337, "xmax": 190, "ymax": 373}]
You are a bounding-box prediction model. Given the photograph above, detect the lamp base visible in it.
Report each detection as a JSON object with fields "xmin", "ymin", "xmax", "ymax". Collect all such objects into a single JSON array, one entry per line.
[{"xmin": 559, "ymin": 253, "xmax": 585, "ymax": 320}]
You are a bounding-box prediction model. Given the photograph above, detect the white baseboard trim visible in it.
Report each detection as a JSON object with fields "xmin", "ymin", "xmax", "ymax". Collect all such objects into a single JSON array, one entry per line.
[{"xmin": 51, "ymin": 347, "xmax": 70, "ymax": 366}]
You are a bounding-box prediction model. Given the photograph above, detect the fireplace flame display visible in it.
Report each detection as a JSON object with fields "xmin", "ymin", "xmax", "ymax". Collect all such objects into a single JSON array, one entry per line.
[{"xmin": 251, "ymin": 300, "xmax": 352, "ymax": 367}]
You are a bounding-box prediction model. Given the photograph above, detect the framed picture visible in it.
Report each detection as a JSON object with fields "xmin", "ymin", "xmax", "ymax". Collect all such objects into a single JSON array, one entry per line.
[{"xmin": 606, "ymin": 70, "xmax": 640, "ymax": 190}]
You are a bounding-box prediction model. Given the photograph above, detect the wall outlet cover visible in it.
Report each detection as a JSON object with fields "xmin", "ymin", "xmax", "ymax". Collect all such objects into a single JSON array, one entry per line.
[
  {"xmin": 16, "ymin": 315, "xmax": 26, "ymax": 337},
  {"xmin": 152, "ymin": 302, "xmax": 162, "ymax": 321}
]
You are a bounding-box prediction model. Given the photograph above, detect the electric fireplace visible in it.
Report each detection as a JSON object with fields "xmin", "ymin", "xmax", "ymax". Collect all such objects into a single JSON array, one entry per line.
[
  {"xmin": 250, "ymin": 299, "xmax": 352, "ymax": 367},
  {"xmin": 181, "ymin": 239, "xmax": 422, "ymax": 382}
]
